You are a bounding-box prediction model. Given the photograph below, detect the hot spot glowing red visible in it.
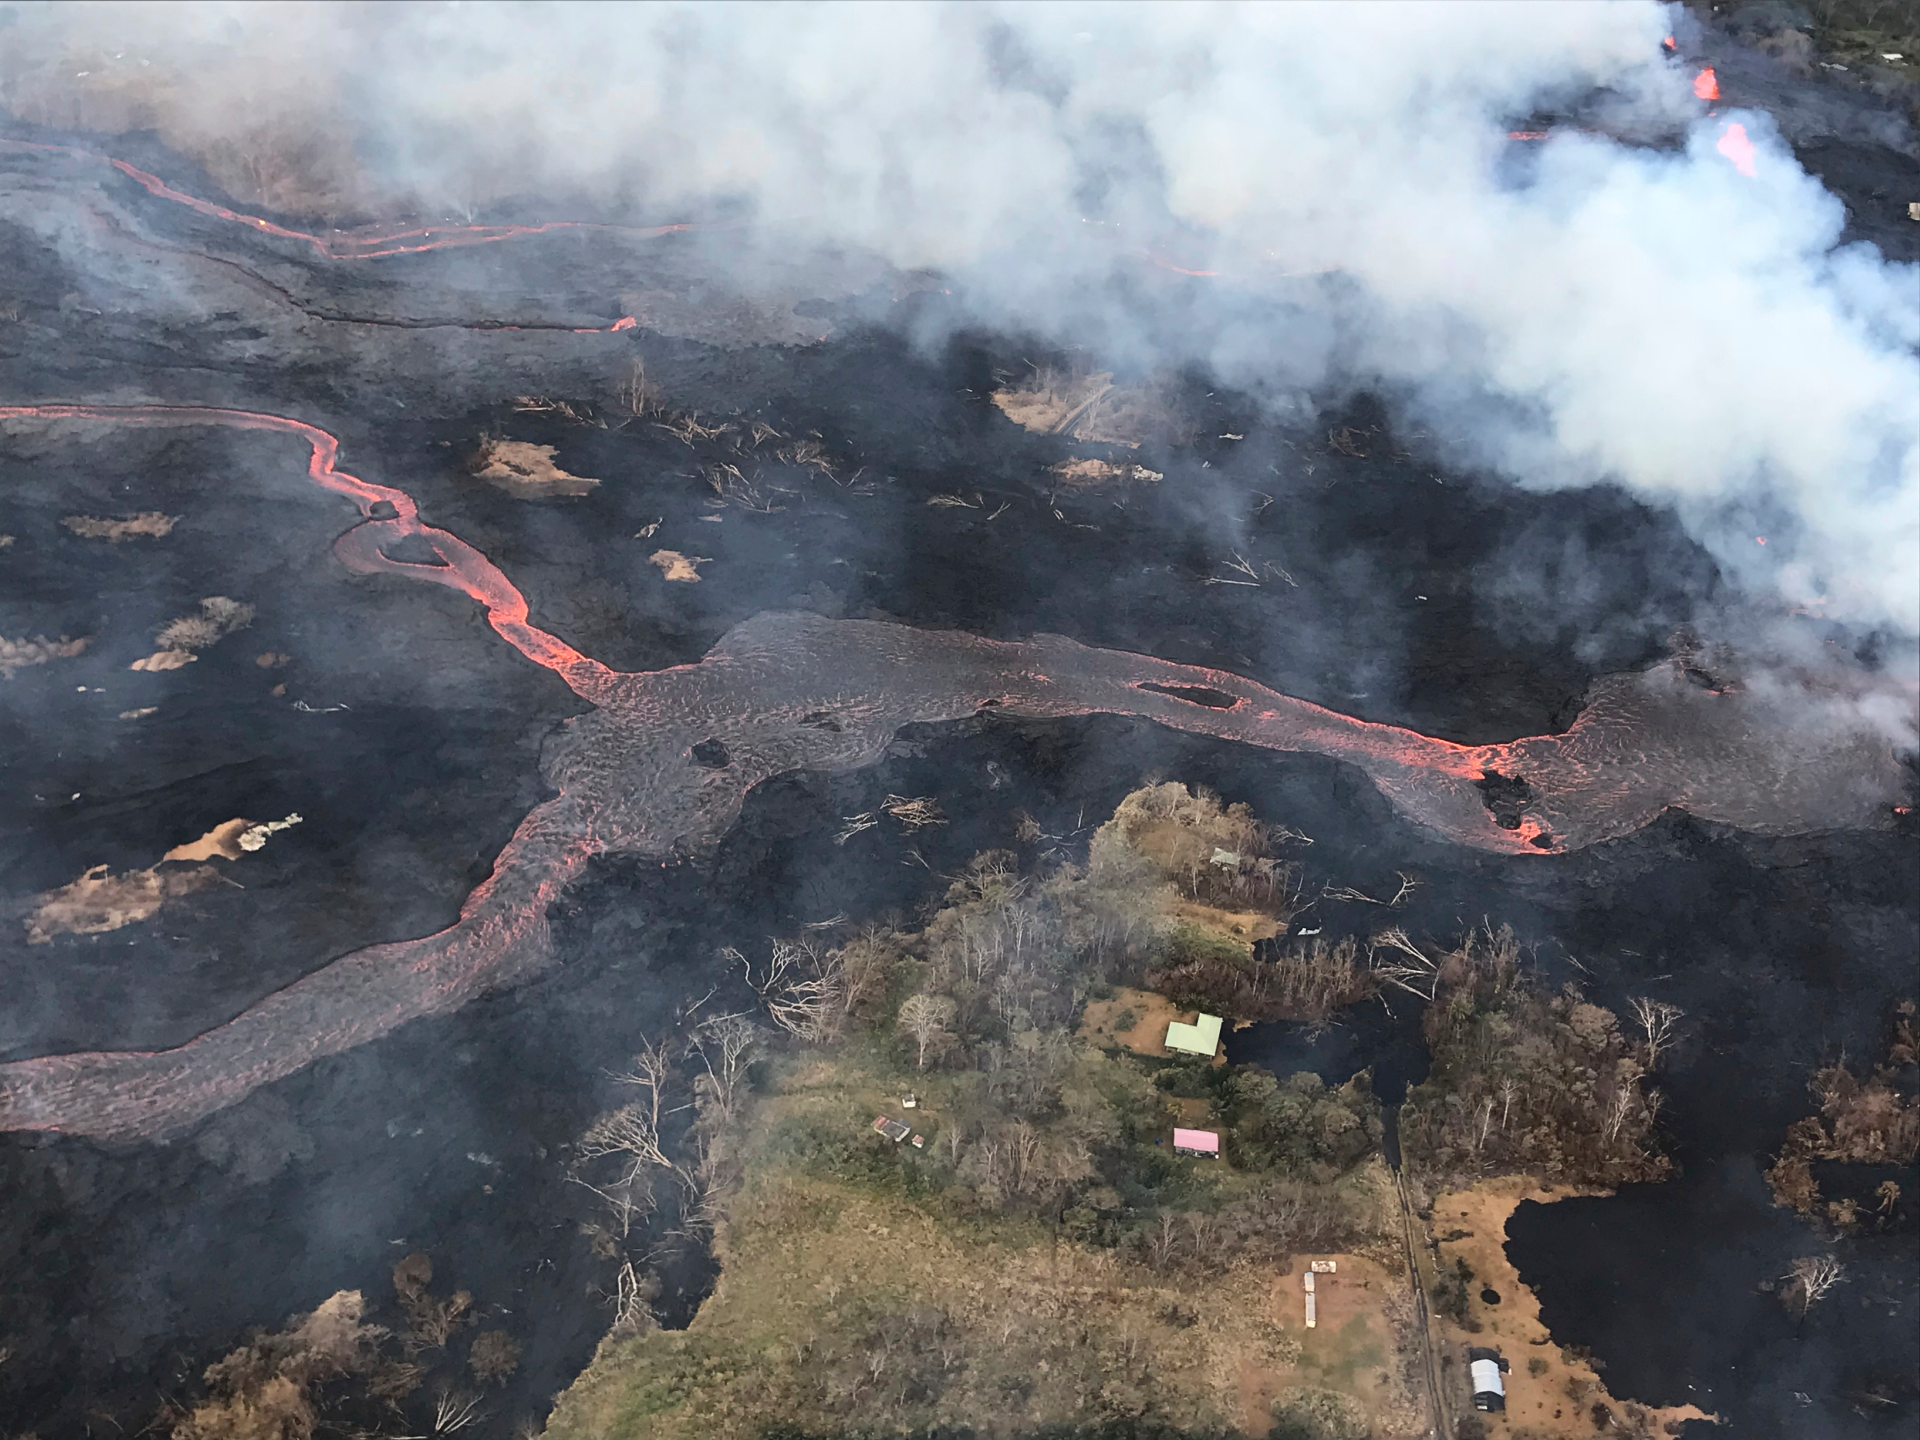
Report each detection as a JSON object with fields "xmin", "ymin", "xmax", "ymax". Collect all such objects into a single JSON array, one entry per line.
[
  {"xmin": 1717, "ymin": 122, "xmax": 1758, "ymax": 177},
  {"xmin": 1694, "ymin": 67, "xmax": 1721, "ymax": 101}
]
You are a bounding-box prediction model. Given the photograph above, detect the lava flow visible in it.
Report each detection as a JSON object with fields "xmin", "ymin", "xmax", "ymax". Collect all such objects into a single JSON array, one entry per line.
[
  {"xmin": 0, "ymin": 406, "xmax": 1902, "ymax": 1142},
  {"xmin": 1, "ymin": 137, "xmax": 694, "ymax": 261},
  {"xmin": 0, "ymin": 404, "xmax": 615, "ymax": 696}
]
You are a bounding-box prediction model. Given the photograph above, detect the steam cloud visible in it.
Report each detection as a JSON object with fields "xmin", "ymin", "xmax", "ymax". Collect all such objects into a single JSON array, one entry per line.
[{"xmin": 9, "ymin": 0, "xmax": 1919, "ymax": 632}]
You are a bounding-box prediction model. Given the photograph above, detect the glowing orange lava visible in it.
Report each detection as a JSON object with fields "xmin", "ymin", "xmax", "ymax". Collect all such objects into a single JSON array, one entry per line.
[
  {"xmin": 1, "ymin": 137, "xmax": 693, "ymax": 261},
  {"xmin": 0, "ymin": 404, "xmax": 614, "ymax": 697},
  {"xmin": 1717, "ymin": 122, "xmax": 1758, "ymax": 177},
  {"xmin": 0, "ymin": 418, "xmax": 1900, "ymax": 1140},
  {"xmin": 1694, "ymin": 67, "xmax": 1721, "ymax": 101}
]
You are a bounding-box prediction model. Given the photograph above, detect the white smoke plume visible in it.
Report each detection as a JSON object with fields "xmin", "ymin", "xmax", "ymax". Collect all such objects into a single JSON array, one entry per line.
[{"xmin": 6, "ymin": 0, "xmax": 1918, "ymax": 632}]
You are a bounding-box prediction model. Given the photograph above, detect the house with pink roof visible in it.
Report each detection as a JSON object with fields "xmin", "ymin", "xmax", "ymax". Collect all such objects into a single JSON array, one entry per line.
[{"xmin": 1172, "ymin": 1127, "xmax": 1219, "ymax": 1157}]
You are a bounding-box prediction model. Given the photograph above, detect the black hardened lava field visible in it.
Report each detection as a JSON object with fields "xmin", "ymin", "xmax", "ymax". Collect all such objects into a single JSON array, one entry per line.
[{"xmin": 1, "ymin": 5, "xmax": 1915, "ymax": 1440}]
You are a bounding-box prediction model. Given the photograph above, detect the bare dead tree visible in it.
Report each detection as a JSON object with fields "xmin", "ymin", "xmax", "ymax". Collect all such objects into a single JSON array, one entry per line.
[
  {"xmin": 882, "ymin": 794, "xmax": 948, "ymax": 829},
  {"xmin": 1148, "ymin": 1211, "xmax": 1180, "ymax": 1269},
  {"xmin": 942, "ymin": 1119, "xmax": 969, "ymax": 1166},
  {"xmin": 1321, "ymin": 883, "xmax": 1379, "ymax": 904},
  {"xmin": 572, "ymin": 1037, "xmax": 679, "ymax": 1236},
  {"xmin": 610, "ymin": 1259, "xmax": 658, "ymax": 1337},
  {"xmin": 1628, "ymin": 996, "xmax": 1685, "ymax": 1069},
  {"xmin": 1370, "ymin": 927, "xmax": 1438, "ymax": 999},
  {"xmin": 691, "ymin": 1012, "xmax": 759, "ymax": 1119},
  {"xmin": 1783, "ymin": 1254, "xmax": 1846, "ymax": 1328},
  {"xmin": 727, "ymin": 942, "xmax": 788, "ymax": 999},
  {"xmin": 1602, "ymin": 1086, "xmax": 1636, "ymax": 1146},
  {"xmin": 1471, "ymin": 1095, "xmax": 1497, "ymax": 1154},
  {"xmin": 432, "ymin": 1387, "xmax": 486, "ymax": 1434},
  {"xmin": 772, "ymin": 941, "xmax": 844, "ymax": 1041},
  {"xmin": 731, "ymin": 938, "xmax": 848, "ymax": 1042},
  {"xmin": 834, "ymin": 812, "xmax": 879, "ymax": 845},
  {"xmin": 1497, "ymin": 1076, "xmax": 1522, "ymax": 1130},
  {"xmin": 897, "ymin": 992, "xmax": 958, "ymax": 1070}
]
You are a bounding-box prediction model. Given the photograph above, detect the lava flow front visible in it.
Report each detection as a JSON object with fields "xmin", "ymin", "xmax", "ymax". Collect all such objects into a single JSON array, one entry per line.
[{"xmin": 0, "ymin": 406, "xmax": 1901, "ymax": 1142}]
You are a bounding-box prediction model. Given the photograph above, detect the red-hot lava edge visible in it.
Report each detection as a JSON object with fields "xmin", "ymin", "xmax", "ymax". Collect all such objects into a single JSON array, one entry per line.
[
  {"xmin": 2, "ymin": 137, "xmax": 694, "ymax": 261},
  {"xmin": 0, "ymin": 405, "xmax": 1902, "ymax": 1141}
]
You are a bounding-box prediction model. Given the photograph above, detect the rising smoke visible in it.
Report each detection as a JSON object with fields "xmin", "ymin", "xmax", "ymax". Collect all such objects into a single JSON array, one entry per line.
[{"xmin": 5, "ymin": 0, "xmax": 1918, "ymax": 636}]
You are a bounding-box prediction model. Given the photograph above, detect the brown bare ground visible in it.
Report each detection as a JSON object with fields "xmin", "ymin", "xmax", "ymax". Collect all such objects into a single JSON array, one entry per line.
[
  {"xmin": 164, "ymin": 819, "xmax": 254, "ymax": 863},
  {"xmin": 991, "ymin": 369, "xmax": 1181, "ymax": 449},
  {"xmin": 1429, "ymin": 1179, "xmax": 1717, "ymax": 1436},
  {"xmin": 130, "ymin": 649, "xmax": 196, "ymax": 671},
  {"xmin": 470, "ymin": 439, "xmax": 600, "ymax": 498},
  {"xmin": 1050, "ymin": 458, "xmax": 1163, "ymax": 485},
  {"xmin": 1078, "ymin": 985, "xmax": 1186, "ymax": 1056},
  {"xmin": 62, "ymin": 512, "xmax": 179, "ymax": 541},
  {"xmin": 0, "ymin": 634, "xmax": 88, "ymax": 677},
  {"xmin": 26, "ymin": 862, "xmax": 222, "ymax": 944},
  {"xmin": 648, "ymin": 549, "xmax": 709, "ymax": 582}
]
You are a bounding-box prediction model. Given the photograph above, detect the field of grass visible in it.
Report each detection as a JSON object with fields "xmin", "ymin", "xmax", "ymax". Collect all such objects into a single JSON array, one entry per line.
[{"xmin": 546, "ymin": 1043, "xmax": 1420, "ymax": 1440}]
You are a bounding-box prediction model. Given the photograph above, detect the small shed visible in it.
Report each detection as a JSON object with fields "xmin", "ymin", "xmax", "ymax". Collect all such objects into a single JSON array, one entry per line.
[
  {"xmin": 1164, "ymin": 1012, "xmax": 1223, "ymax": 1058},
  {"xmin": 1172, "ymin": 1128, "xmax": 1219, "ymax": 1157},
  {"xmin": 1468, "ymin": 1347, "xmax": 1508, "ymax": 1413}
]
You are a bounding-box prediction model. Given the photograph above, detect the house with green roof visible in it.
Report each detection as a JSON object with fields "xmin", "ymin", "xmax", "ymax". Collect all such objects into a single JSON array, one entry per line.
[{"xmin": 1163, "ymin": 1011, "xmax": 1223, "ymax": 1058}]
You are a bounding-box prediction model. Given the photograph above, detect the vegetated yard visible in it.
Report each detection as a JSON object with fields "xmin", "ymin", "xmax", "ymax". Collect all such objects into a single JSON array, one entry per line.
[
  {"xmin": 546, "ymin": 782, "xmax": 1441, "ymax": 1438},
  {"xmin": 545, "ymin": 1043, "xmax": 1427, "ymax": 1439}
]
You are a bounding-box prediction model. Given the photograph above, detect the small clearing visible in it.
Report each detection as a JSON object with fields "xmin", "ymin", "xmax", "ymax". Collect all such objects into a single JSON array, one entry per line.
[
  {"xmin": 469, "ymin": 439, "xmax": 600, "ymax": 498},
  {"xmin": 62, "ymin": 512, "xmax": 179, "ymax": 541},
  {"xmin": 991, "ymin": 368, "xmax": 1180, "ymax": 449},
  {"xmin": 0, "ymin": 634, "xmax": 88, "ymax": 677},
  {"xmin": 648, "ymin": 549, "xmax": 709, "ymax": 582},
  {"xmin": 1050, "ymin": 457, "xmax": 1163, "ymax": 485},
  {"xmin": 25, "ymin": 862, "xmax": 222, "ymax": 944},
  {"xmin": 1078, "ymin": 984, "xmax": 1187, "ymax": 1056}
]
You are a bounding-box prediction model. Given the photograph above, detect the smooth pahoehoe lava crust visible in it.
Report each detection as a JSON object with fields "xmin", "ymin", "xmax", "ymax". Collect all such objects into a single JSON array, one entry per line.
[{"xmin": 0, "ymin": 404, "xmax": 1902, "ymax": 1141}]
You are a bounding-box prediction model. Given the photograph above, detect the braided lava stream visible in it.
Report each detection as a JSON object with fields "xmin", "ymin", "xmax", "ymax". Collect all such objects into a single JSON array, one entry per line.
[{"xmin": 0, "ymin": 404, "xmax": 1902, "ymax": 1141}]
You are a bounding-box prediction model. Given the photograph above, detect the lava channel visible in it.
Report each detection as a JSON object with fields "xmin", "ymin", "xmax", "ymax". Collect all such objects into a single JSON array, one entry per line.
[
  {"xmin": 0, "ymin": 405, "xmax": 1903, "ymax": 1142},
  {"xmin": 2, "ymin": 138, "xmax": 694, "ymax": 262}
]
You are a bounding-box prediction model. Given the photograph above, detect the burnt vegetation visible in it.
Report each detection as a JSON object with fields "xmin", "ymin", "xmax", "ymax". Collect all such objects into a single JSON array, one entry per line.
[
  {"xmin": 1766, "ymin": 999, "xmax": 1919, "ymax": 1231},
  {"xmin": 157, "ymin": 1253, "xmax": 522, "ymax": 1440}
]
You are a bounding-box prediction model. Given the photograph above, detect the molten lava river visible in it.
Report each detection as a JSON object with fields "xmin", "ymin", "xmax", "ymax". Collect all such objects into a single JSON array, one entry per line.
[{"xmin": 0, "ymin": 403, "xmax": 1902, "ymax": 1143}]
